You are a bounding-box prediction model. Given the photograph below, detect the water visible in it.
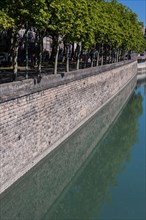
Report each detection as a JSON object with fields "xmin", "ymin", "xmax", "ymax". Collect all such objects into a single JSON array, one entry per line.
[{"xmin": 0, "ymin": 80, "xmax": 145, "ymax": 220}]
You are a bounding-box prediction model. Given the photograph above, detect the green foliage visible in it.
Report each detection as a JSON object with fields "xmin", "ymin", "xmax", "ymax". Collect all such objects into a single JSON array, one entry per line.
[
  {"xmin": 0, "ymin": 10, "xmax": 14, "ymax": 30},
  {"xmin": 48, "ymin": 0, "xmax": 74, "ymax": 37},
  {"xmin": 2, "ymin": 0, "xmax": 50, "ymax": 29},
  {"xmin": 0, "ymin": 0, "xmax": 145, "ymax": 57}
]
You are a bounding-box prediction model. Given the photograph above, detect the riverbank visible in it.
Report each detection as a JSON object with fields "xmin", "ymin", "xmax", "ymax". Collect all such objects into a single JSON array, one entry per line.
[
  {"xmin": 137, "ymin": 61, "xmax": 146, "ymax": 80},
  {"xmin": 0, "ymin": 74, "xmax": 139, "ymax": 220},
  {"xmin": 0, "ymin": 60, "xmax": 137, "ymax": 194}
]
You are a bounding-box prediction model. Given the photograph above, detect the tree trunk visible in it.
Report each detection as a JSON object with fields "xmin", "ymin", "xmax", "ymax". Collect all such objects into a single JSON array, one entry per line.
[
  {"xmin": 50, "ymin": 36, "xmax": 57, "ymax": 62},
  {"xmin": 76, "ymin": 55, "xmax": 80, "ymax": 70},
  {"xmin": 121, "ymin": 49, "xmax": 125, "ymax": 61},
  {"xmin": 76, "ymin": 42, "xmax": 81, "ymax": 70},
  {"xmin": 96, "ymin": 51, "xmax": 99, "ymax": 66},
  {"xmin": 101, "ymin": 44, "xmax": 104, "ymax": 66},
  {"xmin": 62, "ymin": 41, "xmax": 66, "ymax": 62},
  {"xmin": 111, "ymin": 50, "xmax": 114, "ymax": 63},
  {"xmin": 83, "ymin": 50, "xmax": 88, "ymax": 68},
  {"xmin": 91, "ymin": 50, "xmax": 94, "ymax": 67},
  {"xmin": 116, "ymin": 49, "xmax": 119, "ymax": 62},
  {"xmin": 13, "ymin": 44, "xmax": 18, "ymax": 79},
  {"xmin": 114, "ymin": 51, "xmax": 117, "ymax": 63},
  {"xmin": 119, "ymin": 49, "xmax": 122, "ymax": 61},
  {"xmin": 109, "ymin": 47, "xmax": 112, "ymax": 63},
  {"xmin": 6, "ymin": 29, "xmax": 13, "ymax": 65},
  {"xmin": 54, "ymin": 41, "xmax": 59, "ymax": 75},
  {"xmin": 71, "ymin": 42, "xmax": 75, "ymax": 61},
  {"xmin": 12, "ymin": 29, "xmax": 19, "ymax": 79},
  {"xmin": 10, "ymin": 29, "xmax": 14, "ymax": 65},
  {"xmin": 104, "ymin": 45, "xmax": 107, "ymax": 64},
  {"xmin": 66, "ymin": 45, "xmax": 70, "ymax": 72},
  {"xmin": 38, "ymin": 32, "xmax": 43, "ymax": 75},
  {"xmin": 25, "ymin": 28, "xmax": 29, "ymax": 79}
]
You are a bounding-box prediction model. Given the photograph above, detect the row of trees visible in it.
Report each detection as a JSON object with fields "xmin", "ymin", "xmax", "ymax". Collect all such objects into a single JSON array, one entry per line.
[{"xmin": 0, "ymin": 0, "xmax": 145, "ymax": 78}]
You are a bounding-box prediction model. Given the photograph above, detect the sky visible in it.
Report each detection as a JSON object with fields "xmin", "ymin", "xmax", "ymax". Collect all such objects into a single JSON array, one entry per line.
[{"xmin": 118, "ymin": 0, "xmax": 146, "ymax": 26}]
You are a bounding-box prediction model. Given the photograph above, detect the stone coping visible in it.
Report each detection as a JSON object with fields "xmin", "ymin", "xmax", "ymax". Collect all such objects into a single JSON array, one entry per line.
[{"xmin": 0, "ymin": 60, "xmax": 136, "ymax": 103}]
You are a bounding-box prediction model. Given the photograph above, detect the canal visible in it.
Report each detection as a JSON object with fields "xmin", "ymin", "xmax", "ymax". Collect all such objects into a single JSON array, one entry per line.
[{"xmin": 0, "ymin": 80, "xmax": 145, "ymax": 220}]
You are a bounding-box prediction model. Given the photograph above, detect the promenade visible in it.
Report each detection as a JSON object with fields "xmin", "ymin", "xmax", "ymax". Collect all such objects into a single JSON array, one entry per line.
[{"xmin": 0, "ymin": 62, "xmax": 91, "ymax": 84}]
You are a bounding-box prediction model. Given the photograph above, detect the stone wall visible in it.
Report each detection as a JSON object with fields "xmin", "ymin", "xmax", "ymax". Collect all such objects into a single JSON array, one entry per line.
[
  {"xmin": 0, "ymin": 60, "xmax": 137, "ymax": 193},
  {"xmin": 0, "ymin": 75, "xmax": 136, "ymax": 220},
  {"xmin": 137, "ymin": 62, "xmax": 146, "ymax": 80}
]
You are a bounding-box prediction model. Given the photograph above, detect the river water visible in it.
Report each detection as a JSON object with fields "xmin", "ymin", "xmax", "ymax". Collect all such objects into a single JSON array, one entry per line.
[{"xmin": 0, "ymin": 80, "xmax": 146, "ymax": 220}]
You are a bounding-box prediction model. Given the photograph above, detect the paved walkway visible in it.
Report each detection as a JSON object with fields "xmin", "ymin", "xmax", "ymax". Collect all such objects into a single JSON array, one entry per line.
[{"xmin": 0, "ymin": 62, "xmax": 91, "ymax": 84}]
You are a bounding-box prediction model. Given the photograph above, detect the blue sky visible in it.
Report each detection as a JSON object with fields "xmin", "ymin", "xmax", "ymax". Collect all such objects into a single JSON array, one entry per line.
[{"xmin": 118, "ymin": 0, "xmax": 146, "ymax": 26}]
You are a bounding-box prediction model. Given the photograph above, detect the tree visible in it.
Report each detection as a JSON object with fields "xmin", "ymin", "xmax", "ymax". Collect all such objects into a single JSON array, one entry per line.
[
  {"xmin": 46, "ymin": 0, "xmax": 76, "ymax": 73},
  {"xmin": 0, "ymin": 10, "xmax": 14, "ymax": 31},
  {"xmin": 1, "ymin": 0, "xmax": 50, "ymax": 78}
]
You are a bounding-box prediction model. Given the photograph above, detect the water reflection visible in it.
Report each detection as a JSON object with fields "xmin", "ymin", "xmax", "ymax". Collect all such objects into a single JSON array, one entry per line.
[
  {"xmin": 43, "ymin": 90, "xmax": 143, "ymax": 220},
  {"xmin": 0, "ymin": 79, "xmax": 143, "ymax": 220}
]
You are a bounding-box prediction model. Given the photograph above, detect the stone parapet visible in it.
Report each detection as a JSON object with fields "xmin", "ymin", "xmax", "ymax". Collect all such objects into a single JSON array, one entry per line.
[{"xmin": 0, "ymin": 60, "xmax": 135, "ymax": 103}]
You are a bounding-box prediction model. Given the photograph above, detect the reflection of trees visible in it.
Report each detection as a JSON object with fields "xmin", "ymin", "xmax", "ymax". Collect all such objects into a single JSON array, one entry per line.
[
  {"xmin": 137, "ymin": 80, "xmax": 146, "ymax": 95},
  {"xmin": 43, "ymin": 91, "xmax": 143, "ymax": 220},
  {"xmin": 0, "ymin": 87, "xmax": 143, "ymax": 220},
  {"xmin": 144, "ymin": 83, "xmax": 146, "ymax": 95}
]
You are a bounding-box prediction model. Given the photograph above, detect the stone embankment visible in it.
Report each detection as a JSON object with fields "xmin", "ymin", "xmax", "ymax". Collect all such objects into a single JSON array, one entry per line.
[
  {"xmin": 137, "ymin": 61, "xmax": 146, "ymax": 80},
  {"xmin": 0, "ymin": 60, "xmax": 137, "ymax": 193},
  {"xmin": 0, "ymin": 74, "xmax": 136, "ymax": 220}
]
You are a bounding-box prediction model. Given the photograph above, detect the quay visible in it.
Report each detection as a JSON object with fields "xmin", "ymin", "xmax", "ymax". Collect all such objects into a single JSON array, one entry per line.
[
  {"xmin": 137, "ymin": 61, "xmax": 146, "ymax": 80},
  {"xmin": 0, "ymin": 60, "xmax": 137, "ymax": 193}
]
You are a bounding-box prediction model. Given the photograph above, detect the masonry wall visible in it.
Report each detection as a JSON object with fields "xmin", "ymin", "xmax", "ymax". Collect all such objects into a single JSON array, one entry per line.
[
  {"xmin": 0, "ymin": 60, "xmax": 137, "ymax": 193},
  {"xmin": 0, "ymin": 75, "xmax": 136, "ymax": 220},
  {"xmin": 137, "ymin": 62, "xmax": 146, "ymax": 80}
]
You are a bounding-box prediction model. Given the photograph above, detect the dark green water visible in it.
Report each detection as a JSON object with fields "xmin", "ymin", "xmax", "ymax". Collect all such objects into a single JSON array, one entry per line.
[{"xmin": 0, "ymin": 80, "xmax": 146, "ymax": 220}]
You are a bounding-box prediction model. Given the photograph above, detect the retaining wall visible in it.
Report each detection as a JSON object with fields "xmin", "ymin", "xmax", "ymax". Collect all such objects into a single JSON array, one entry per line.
[
  {"xmin": 137, "ymin": 61, "xmax": 146, "ymax": 80},
  {"xmin": 0, "ymin": 75, "xmax": 136, "ymax": 220},
  {"xmin": 0, "ymin": 60, "xmax": 137, "ymax": 193}
]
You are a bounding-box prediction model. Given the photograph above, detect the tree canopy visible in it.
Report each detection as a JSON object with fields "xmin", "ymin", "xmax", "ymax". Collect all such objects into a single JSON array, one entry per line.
[
  {"xmin": 0, "ymin": 0, "xmax": 145, "ymax": 49},
  {"xmin": 0, "ymin": 0, "xmax": 145, "ymax": 76},
  {"xmin": 0, "ymin": 10, "xmax": 14, "ymax": 30}
]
